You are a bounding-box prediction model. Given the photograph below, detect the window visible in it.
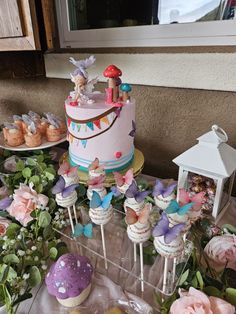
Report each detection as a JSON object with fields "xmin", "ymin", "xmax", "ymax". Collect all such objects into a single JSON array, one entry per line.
[{"xmin": 56, "ymin": 0, "xmax": 236, "ymax": 48}]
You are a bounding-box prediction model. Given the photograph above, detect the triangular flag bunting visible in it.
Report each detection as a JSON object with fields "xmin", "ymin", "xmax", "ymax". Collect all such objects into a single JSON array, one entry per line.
[
  {"xmin": 71, "ymin": 122, "xmax": 76, "ymax": 130},
  {"xmin": 94, "ymin": 119, "xmax": 101, "ymax": 129},
  {"xmin": 86, "ymin": 121, "xmax": 94, "ymax": 131},
  {"xmin": 101, "ymin": 116, "xmax": 110, "ymax": 125},
  {"xmin": 67, "ymin": 118, "xmax": 71, "ymax": 127},
  {"xmin": 77, "ymin": 124, "xmax": 81, "ymax": 132},
  {"xmin": 81, "ymin": 139, "xmax": 87, "ymax": 148}
]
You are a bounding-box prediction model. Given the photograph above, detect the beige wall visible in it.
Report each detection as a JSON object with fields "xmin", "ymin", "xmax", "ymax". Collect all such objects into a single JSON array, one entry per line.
[{"xmin": 1, "ymin": 77, "xmax": 236, "ymax": 182}]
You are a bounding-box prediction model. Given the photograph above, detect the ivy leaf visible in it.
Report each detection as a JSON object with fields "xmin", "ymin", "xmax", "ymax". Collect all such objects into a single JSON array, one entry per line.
[
  {"xmin": 49, "ymin": 247, "xmax": 58, "ymax": 260},
  {"xmin": 38, "ymin": 211, "xmax": 51, "ymax": 228},
  {"xmin": 29, "ymin": 175, "xmax": 40, "ymax": 186},
  {"xmin": 225, "ymin": 288, "xmax": 236, "ymax": 306},
  {"xmin": 178, "ymin": 269, "xmax": 189, "ymax": 286},
  {"xmin": 28, "ymin": 266, "xmax": 41, "ymax": 287},
  {"xmin": 203, "ymin": 286, "xmax": 221, "ymax": 297},
  {"xmin": 26, "ymin": 158, "xmax": 37, "ymax": 166},
  {"xmin": 44, "ymin": 171, "xmax": 55, "ymax": 181},
  {"xmin": 22, "ymin": 167, "xmax": 32, "ymax": 179},
  {"xmin": 3, "ymin": 254, "xmax": 20, "ymax": 265},
  {"xmin": 196, "ymin": 271, "xmax": 204, "ymax": 290},
  {"xmin": 43, "ymin": 225, "xmax": 54, "ymax": 240},
  {"xmin": 6, "ymin": 223, "xmax": 21, "ymax": 239},
  {"xmin": 16, "ymin": 160, "xmax": 24, "ymax": 171}
]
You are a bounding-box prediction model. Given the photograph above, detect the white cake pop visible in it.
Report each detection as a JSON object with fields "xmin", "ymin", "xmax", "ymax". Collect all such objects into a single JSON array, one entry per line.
[
  {"xmin": 87, "ymin": 159, "xmax": 106, "ymax": 201},
  {"xmin": 152, "ymin": 180, "xmax": 177, "ymax": 210},
  {"xmin": 88, "ymin": 157, "xmax": 105, "ymax": 178},
  {"xmin": 124, "ymin": 180, "xmax": 150, "ymax": 212},
  {"xmin": 113, "ymin": 168, "xmax": 134, "ymax": 194},
  {"xmin": 58, "ymin": 161, "xmax": 80, "ymax": 186}
]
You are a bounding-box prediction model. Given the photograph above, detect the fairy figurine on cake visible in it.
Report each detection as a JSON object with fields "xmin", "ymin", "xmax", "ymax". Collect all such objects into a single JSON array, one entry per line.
[{"xmin": 69, "ymin": 55, "xmax": 98, "ymax": 105}]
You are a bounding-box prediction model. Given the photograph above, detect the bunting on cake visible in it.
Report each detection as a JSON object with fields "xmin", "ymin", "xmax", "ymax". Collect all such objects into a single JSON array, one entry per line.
[{"xmin": 67, "ymin": 133, "xmax": 88, "ymax": 148}]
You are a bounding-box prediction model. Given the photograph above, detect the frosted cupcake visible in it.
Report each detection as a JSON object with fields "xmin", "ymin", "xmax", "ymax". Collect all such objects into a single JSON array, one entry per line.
[
  {"xmin": 3, "ymin": 123, "xmax": 24, "ymax": 147},
  {"xmin": 24, "ymin": 122, "xmax": 42, "ymax": 147},
  {"xmin": 45, "ymin": 253, "xmax": 93, "ymax": 307},
  {"xmin": 89, "ymin": 191, "xmax": 113, "ymax": 225},
  {"xmin": 152, "ymin": 180, "xmax": 177, "ymax": 210}
]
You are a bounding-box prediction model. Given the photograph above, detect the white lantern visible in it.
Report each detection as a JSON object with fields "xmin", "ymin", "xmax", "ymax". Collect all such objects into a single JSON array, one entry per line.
[{"xmin": 173, "ymin": 125, "xmax": 236, "ymax": 222}]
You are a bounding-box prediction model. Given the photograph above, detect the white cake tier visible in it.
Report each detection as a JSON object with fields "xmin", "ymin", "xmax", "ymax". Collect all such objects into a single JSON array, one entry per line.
[
  {"xmin": 154, "ymin": 193, "xmax": 176, "ymax": 210},
  {"xmin": 154, "ymin": 235, "xmax": 184, "ymax": 258},
  {"xmin": 87, "ymin": 187, "xmax": 107, "ymax": 201},
  {"xmin": 57, "ymin": 283, "xmax": 91, "ymax": 308},
  {"xmin": 89, "ymin": 205, "xmax": 113, "ymax": 225},
  {"xmin": 127, "ymin": 221, "xmax": 151, "ymax": 244},
  {"xmin": 56, "ymin": 191, "xmax": 77, "ymax": 208},
  {"xmin": 65, "ymin": 93, "xmax": 135, "ymax": 172},
  {"xmin": 124, "ymin": 198, "xmax": 144, "ymax": 213}
]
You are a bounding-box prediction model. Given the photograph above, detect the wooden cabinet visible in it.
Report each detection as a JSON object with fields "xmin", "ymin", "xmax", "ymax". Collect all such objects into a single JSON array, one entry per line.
[{"xmin": 0, "ymin": 0, "xmax": 40, "ymax": 51}]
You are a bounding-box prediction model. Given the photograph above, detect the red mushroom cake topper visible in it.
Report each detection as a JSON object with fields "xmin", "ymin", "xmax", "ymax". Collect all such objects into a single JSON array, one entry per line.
[{"xmin": 103, "ymin": 65, "xmax": 122, "ymax": 103}]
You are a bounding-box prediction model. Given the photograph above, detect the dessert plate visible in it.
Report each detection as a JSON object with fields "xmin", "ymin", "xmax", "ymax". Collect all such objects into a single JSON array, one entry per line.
[{"xmin": 0, "ymin": 132, "xmax": 67, "ymax": 151}]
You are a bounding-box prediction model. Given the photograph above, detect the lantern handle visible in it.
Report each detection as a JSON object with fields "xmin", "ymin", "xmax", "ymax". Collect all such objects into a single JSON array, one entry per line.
[{"xmin": 211, "ymin": 125, "xmax": 228, "ymax": 143}]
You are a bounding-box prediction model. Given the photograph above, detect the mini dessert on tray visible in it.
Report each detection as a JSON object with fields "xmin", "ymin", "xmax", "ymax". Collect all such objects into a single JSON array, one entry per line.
[
  {"xmin": 45, "ymin": 253, "xmax": 93, "ymax": 307},
  {"xmin": 45, "ymin": 113, "xmax": 61, "ymax": 142},
  {"xmin": 24, "ymin": 121, "xmax": 42, "ymax": 147},
  {"xmin": 3, "ymin": 123, "xmax": 24, "ymax": 147}
]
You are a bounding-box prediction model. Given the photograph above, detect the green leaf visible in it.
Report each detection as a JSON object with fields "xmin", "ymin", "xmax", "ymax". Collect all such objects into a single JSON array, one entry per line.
[
  {"xmin": 77, "ymin": 184, "xmax": 86, "ymax": 197},
  {"xmin": 0, "ymin": 286, "xmax": 5, "ymax": 307},
  {"xmin": 6, "ymin": 223, "xmax": 20, "ymax": 239},
  {"xmin": 29, "ymin": 175, "xmax": 40, "ymax": 186},
  {"xmin": 28, "ymin": 266, "xmax": 41, "ymax": 287},
  {"xmin": 16, "ymin": 160, "xmax": 24, "ymax": 171},
  {"xmin": 14, "ymin": 172, "xmax": 23, "ymax": 180},
  {"xmin": 178, "ymin": 269, "xmax": 189, "ymax": 286},
  {"xmin": 12, "ymin": 292, "xmax": 32, "ymax": 306},
  {"xmin": 56, "ymin": 242, "xmax": 68, "ymax": 258},
  {"xmin": 222, "ymin": 224, "xmax": 236, "ymax": 234},
  {"xmin": 48, "ymin": 198, "xmax": 56, "ymax": 211},
  {"xmin": 0, "ymin": 264, "xmax": 17, "ymax": 283},
  {"xmin": 26, "ymin": 158, "xmax": 37, "ymax": 166},
  {"xmin": 3, "ymin": 254, "xmax": 20, "ymax": 264},
  {"xmin": 37, "ymin": 183, "xmax": 43, "ymax": 193},
  {"xmin": 0, "ymin": 211, "xmax": 8, "ymax": 217},
  {"xmin": 196, "ymin": 271, "xmax": 204, "ymax": 290},
  {"xmin": 38, "ymin": 211, "xmax": 51, "ymax": 228},
  {"xmin": 191, "ymin": 276, "xmax": 198, "ymax": 288},
  {"xmin": 221, "ymin": 268, "xmax": 236, "ymax": 288},
  {"xmin": 44, "ymin": 171, "xmax": 55, "ymax": 181},
  {"xmin": 226, "ymin": 288, "xmax": 236, "ymax": 306},
  {"xmin": 39, "ymin": 162, "xmax": 47, "ymax": 170},
  {"xmin": 36, "ymin": 155, "xmax": 44, "ymax": 163},
  {"xmin": 22, "ymin": 167, "xmax": 32, "ymax": 179},
  {"xmin": 155, "ymin": 291, "xmax": 163, "ymax": 306},
  {"xmin": 49, "ymin": 247, "xmax": 58, "ymax": 260},
  {"xmin": 203, "ymin": 286, "xmax": 221, "ymax": 297},
  {"xmin": 43, "ymin": 225, "xmax": 54, "ymax": 240}
]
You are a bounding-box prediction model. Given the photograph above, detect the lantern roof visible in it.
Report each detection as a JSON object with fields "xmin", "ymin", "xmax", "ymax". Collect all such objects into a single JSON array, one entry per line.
[{"xmin": 173, "ymin": 125, "xmax": 236, "ymax": 178}]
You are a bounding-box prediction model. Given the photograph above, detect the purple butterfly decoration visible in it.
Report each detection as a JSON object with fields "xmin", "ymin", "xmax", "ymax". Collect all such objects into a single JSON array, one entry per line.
[
  {"xmin": 152, "ymin": 180, "xmax": 177, "ymax": 198},
  {"xmin": 111, "ymin": 186, "xmax": 121, "ymax": 197},
  {"xmin": 0, "ymin": 197, "xmax": 12, "ymax": 210},
  {"xmin": 52, "ymin": 176, "xmax": 79, "ymax": 198},
  {"xmin": 152, "ymin": 212, "xmax": 185, "ymax": 244},
  {"xmin": 125, "ymin": 180, "xmax": 150, "ymax": 203},
  {"xmin": 129, "ymin": 120, "xmax": 136, "ymax": 137}
]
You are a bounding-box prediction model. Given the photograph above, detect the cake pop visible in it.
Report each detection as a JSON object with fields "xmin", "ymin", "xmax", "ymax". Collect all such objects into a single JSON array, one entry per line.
[
  {"xmin": 113, "ymin": 168, "xmax": 133, "ymax": 194},
  {"xmin": 52, "ymin": 176, "xmax": 79, "ymax": 233},
  {"xmin": 124, "ymin": 180, "xmax": 150, "ymax": 212},
  {"xmin": 89, "ymin": 191, "xmax": 113, "ymax": 269},
  {"xmin": 45, "ymin": 253, "xmax": 93, "ymax": 307},
  {"xmin": 58, "ymin": 161, "xmax": 80, "ymax": 186},
  {"xmin": 152, "ymin": 179, "xmax": 177, "ymax": 210},
  {"xmin": 87, "ymin": 158, "xmax": 107, "ymax": 200}
]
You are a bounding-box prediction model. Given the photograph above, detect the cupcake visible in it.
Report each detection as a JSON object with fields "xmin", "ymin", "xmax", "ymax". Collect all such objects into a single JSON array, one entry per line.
[
  {"xmin": 89, "ymin": 191, "xmax": 113, "ymax": 225},
  {"xmin": 45, "ymin": 253, "xmax": 93, "ymax": 307},
  {"xmin": 3, "ymin": 123, "xmax": 24, "ymax": 147},
  {"xmin": 152, "ymin": 180, "xmax": 177, "ymax": 210},
  {"xmin": 24, "ymin": 122, "xmax": 42, "ymax": 147}
]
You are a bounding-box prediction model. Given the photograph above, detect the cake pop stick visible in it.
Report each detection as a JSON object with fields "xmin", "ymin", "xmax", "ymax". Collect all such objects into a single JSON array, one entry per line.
[
  {"xmin": 126, "ymin": 203, "xmax": 152, "ymax": 291},
  {"xmin": 89, "ymin": 191, "xmax": 114, "ymax": 269},
  {"xmin": 163, "ymin": 257, "xmax": 168, "ymax": 294},
  {"xmin": 134, "ymin": 243, "xmax": 137, "ymax": 262},
  {"xmin": 52, "ymin": 176, "xmax": 79, "ymax": 234}
]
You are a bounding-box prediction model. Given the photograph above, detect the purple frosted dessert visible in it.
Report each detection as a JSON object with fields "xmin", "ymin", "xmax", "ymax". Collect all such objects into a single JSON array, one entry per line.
[{"xmin": 45, "ymin": 253, "xmax": 93, "ymax": 307}]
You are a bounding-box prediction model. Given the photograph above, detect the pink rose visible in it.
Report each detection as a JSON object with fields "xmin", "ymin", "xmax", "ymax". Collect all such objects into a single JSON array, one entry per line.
[
  {"xmin": 0, "ymin": 218, "xmax": 11, "ymax": 236},
  {"xmin": 170, "ymin": 287, "xmax": 235, "ymax": 314},
  {"xmin": 204, "ymin": 235, "xmax": 236, "ymax": 271},
  {"xmin": 7, "ymin": 183, "xmax": 49, "ymax": 226}
]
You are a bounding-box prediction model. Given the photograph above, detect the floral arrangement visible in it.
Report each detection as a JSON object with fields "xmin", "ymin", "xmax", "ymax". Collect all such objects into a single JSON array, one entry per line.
[{"xmin": 0, "ymin": 150, "xmax": 69, "ymax": 314}]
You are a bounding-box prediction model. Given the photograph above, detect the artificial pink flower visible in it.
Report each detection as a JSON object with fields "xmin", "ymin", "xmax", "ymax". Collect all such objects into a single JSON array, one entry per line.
[
  {"xmin": 204, "ymin": 234, "xmax": 236, "ymax": 271},
  {"xmin": 7, "ymin": 183, "xmax": 48, "ymax": 226},
  {"xmin": 170, "ymin": 287, "xmax": 235, "ymax": 314},
  {"xmin": 0, "ymin": 218, "xmax": 11, "ymax": 236}
]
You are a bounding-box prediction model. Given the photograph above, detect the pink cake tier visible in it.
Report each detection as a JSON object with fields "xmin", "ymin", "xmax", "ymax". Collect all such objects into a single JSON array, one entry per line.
[{"xmin": 65, "ymin": 93, "xmax": 135, "ymax": 172}]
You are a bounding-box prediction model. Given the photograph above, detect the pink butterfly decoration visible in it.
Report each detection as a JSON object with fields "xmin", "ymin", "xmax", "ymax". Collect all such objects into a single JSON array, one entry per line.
[
  {"xmin": 58, "ymin": 161, "xmax": 78, "ymax": 178},
  {"xmin": 113, "ymin": 169, "xmax": 133, "ymax": 187},
  {"xmin": 125, "ymin": 203, "xmax": 151, "ymax": 225},
  {"xmin": 87, "ymin": 174, "xmax": 105, "ymax": 189},
  {"xmin": 89, "ymin": 158, "xmax": 104, "ymax": 173},
  {"xmin": 179, "ymin": 188, "xmax": 206, "ymax": 211}
]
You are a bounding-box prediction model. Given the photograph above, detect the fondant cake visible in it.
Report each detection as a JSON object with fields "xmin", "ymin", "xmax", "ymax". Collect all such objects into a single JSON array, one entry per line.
[{"xmin": 65, "ymin": 56, "xmax": 135, "ymax": 173}]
